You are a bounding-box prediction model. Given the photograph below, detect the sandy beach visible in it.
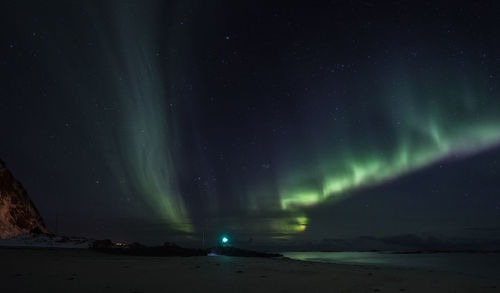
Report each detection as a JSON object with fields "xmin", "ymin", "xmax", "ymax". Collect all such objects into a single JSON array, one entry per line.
[{"xmin": 0, "ymin": 248, "xmax": 498, "ymax": 293}]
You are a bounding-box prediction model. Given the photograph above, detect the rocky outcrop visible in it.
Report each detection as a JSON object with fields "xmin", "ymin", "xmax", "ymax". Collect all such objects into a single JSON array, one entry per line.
[{"xmin": 0, "ymin": 160, "xmax": 47, "ymax": 238}]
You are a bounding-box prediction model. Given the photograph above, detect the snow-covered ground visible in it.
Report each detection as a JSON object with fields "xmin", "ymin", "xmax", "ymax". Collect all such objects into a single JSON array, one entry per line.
[{"xmin": 0, "ymin": 233, "xmax": 93, "ymax": 248}]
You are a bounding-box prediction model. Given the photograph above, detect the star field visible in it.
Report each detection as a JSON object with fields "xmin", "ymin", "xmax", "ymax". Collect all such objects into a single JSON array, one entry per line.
[{"xmin": 1, "ymin": 0, "xmax": 499, "ymax": 244}]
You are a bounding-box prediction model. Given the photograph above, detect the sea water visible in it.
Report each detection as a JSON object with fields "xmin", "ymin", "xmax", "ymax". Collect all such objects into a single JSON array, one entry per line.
[{"xmin": 282, "ymin": 251, "xmax": 500, "ymax": 280}]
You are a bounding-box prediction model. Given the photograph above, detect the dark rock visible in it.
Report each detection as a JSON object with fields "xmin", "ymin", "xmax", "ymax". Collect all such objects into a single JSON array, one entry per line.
[
  {"xmin": 128, "ymin": 242, "xmax": 146, "ymax": 250},
  {"xmin": 56, "ymin": 236, "xmax": 70, "ymax": 243},
  {"xmin": 91, "ymin": 239, "xmax": 114, "ymax": 249},
  {"xmin": 30, "ymin": 226, "xmax": 45, "ymax": 234},
  {"xmin": 0, "ymin": 159, "xmax": 47, "ymax": 238}
]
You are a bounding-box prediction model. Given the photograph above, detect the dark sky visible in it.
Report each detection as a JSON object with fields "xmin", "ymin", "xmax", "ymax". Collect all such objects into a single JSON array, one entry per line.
[{"xmin": 1, "ymin": 0, "xmax": 499, "ymax": 245}]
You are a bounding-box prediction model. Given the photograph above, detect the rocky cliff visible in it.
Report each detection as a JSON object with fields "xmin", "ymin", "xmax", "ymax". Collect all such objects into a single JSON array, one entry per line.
[{"xmin": 0, "ymin": 160, "xmax": 47, "ymax": 238}]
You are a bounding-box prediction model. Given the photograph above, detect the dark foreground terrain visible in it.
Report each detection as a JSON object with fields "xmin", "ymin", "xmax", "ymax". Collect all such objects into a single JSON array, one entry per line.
[{"xmin": 0, "ymin": 247, "xmax": 499, "ymax": 293}]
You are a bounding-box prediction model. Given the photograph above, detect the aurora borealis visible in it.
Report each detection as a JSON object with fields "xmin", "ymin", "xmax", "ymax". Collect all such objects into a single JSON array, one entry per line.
[
  {"xmin": 106, "ymin": 1, "xmax": 192, "ymax": 233},
  {"xmin": 276, "ymin": 77, "xmax": 500, "ymax": 234},
  {"xmin": 1, "ymin": 1, "xmax": 500, "ymax": 245},
  {"xmin": 278, "ymin": 76, "xmax": 500, "ymax": 205}
]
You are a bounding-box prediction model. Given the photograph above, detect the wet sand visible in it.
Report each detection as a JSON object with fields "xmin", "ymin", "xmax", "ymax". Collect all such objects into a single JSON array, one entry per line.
[{"xmin": 0, "ymin": 247, "xmax": 498, "ymax": 293}]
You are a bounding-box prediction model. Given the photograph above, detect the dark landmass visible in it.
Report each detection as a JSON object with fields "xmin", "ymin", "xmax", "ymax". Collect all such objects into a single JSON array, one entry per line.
[
  {"xmin": 0, "ymin": 159, "xmax": 47, "ymax": 238},
  {"xmin": 91, "ymin": 240, "xmax": 206, "ymax": 256},
  {"xmin": 91, "ymin": 239, "xmax": 282, "ymax": 258}
]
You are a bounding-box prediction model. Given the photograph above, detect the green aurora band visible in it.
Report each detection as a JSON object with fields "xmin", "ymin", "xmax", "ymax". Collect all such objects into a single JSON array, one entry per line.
[
  {"xmin": 103, "ymin": 2, "xmax": 192, "ymax": 233},
  {"xmin": 279, "ymin": 122, "xmax": 500, "ymax": 210},
  {"xmin": 93, "ymin": 2, "xmax": 500, "ymax": 237},
  {"xmin": 275, "ymin": 77, "xmax": 500, "ymax": 235},
  {"xmin": 107, "ymin": 46, "xmax": 500, "ymax": 236}
]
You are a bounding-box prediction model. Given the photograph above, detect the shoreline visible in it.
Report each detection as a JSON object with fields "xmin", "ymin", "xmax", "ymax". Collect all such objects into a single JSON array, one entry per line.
[
  {"xmin": 0, "ymin": 247, "xmax": 499, "ymax": 292},
  {"xmin": 282, "ymin": 250, "xmax": 500, "ymax": 281}
]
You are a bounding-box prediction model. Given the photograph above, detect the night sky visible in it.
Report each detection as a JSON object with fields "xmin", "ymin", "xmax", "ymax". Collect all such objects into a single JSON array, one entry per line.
[{"xmin": 1, "ymin": 1, "xmax": 500, "ymax": 245}]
